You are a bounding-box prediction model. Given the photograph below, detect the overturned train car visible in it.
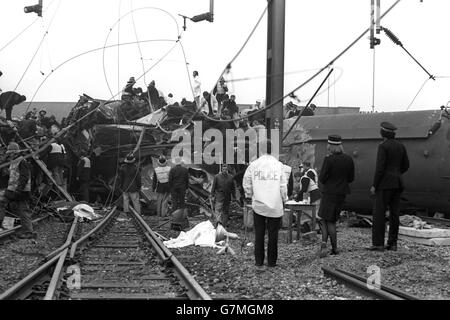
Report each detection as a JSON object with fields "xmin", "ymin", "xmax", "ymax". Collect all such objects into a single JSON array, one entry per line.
[{"xmin": 283, "ymin": 108, "xmax": 450, "ymax": 216}]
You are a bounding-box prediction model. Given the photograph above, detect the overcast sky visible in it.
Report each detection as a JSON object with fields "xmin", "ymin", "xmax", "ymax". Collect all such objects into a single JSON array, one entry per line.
[{"xmin": 1, "ymin": 0, "xmax": 449, "ymax": 112}]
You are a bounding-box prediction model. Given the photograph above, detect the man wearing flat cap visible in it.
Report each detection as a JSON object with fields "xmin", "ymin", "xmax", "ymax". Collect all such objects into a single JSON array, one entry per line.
[{"xmin": 368, "ymin": 122, "xmax": 409, "ymax": 252}]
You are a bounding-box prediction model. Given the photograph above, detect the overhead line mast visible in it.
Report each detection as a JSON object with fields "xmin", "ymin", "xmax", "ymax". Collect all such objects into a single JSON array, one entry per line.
[{"xmin": 266, "ymin": 0, "xmax": 285, "ymax": 151}]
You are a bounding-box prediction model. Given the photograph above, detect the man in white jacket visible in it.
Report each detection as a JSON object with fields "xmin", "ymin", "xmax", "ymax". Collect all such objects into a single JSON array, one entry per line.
[{"xmin": 243, "ymin": 140, "xmax": 288, "ymax": 268}]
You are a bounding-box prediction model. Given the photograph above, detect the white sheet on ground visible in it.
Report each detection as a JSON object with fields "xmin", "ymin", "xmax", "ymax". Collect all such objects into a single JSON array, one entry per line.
[
  {"xmin": 73, "ymin": 204, "xmax": 102, "ymax": 221},
  {"xmin": 163, "ymin": 220, "xmax": 219, "ymax": 249}
]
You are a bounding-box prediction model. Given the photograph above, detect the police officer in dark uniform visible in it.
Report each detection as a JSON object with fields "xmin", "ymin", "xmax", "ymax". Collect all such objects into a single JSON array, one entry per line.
[
  {"xmin": 317, "ymin": 135, "xmax": 355, "ymax": 257},
  {"xmin": 368, "ymin": 122, "xmax": 409, "ymax": 251}
]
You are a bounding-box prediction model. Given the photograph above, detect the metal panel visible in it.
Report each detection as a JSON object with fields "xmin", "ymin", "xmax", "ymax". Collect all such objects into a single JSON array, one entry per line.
[{"xmin": 284, "ymin": 110, "xmax": 441, "ymax": 142}]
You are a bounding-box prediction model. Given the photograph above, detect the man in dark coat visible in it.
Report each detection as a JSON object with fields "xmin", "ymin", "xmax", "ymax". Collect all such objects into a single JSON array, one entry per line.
[
  {"xmin": 318, "ymin": 135, "xmax": 355, "ymax": 256},
  {"xmin": 119, "ymin": 154, "xmax": 142, "ymax": 214},
  {"xmin": 0, "ymin": 91, "xmax": 26, "ymax": 121},
  {"xmin": 210, "ymin": 164, "xmax": 235, "ymax": 227},
  {"xmin": 168, "ymin": 158, "xmax": 189, "ymax": 211},
  {"xmin": 76, "ymin": 151, "xmax": 91, "ymax": 202},
  {"xmin": 368, "ymin": 122, "xmax": 409, "ymax": 251}
]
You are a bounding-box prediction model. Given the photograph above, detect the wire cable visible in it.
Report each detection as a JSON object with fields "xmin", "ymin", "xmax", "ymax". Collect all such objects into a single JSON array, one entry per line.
[
  {"xmin": 199, "ymin": 0, "xmax": 402, "ymax": 124},
  {"xmin": 406, "ymin": 77, "xmax": 430, "ymax": 111}
]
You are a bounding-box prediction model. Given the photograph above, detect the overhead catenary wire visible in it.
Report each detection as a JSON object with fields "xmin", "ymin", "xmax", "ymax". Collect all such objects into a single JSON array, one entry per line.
[
  {"xmin": 25, "ymin": 38, "xmax": 179, "ymax": 114},
  {"xmin": 101, "ymin": 6, "xmax": 180, "ymax": 99},
  {"xmin": 282, "ymin": 68, "xmax": 334, "ymax": 142},
  {"xmin": 382, "ymin": 26, "xmax": 435, "ymax": 80},
  {"xmin": 200, "ymin": 0, "xmax": 403, "ymax": 124},
  {"xmin": 406, "ymin": 77, "xmax": 431, "ymax": 111}
]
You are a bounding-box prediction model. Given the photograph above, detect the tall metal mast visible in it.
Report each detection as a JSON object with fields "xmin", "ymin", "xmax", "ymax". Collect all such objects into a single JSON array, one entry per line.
[{"xmin": 266, "ymin": 0, "xmax": 285, "ymax": 149}]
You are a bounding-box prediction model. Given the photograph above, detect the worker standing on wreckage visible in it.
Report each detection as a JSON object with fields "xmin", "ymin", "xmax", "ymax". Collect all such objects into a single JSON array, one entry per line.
[
  {"xmin": 3, "ymin": 142, "xmax": 35, "ymax": 239},
  {"xmin": 152, "ymin": 155, "xmax": 171, "ymax": 217}
]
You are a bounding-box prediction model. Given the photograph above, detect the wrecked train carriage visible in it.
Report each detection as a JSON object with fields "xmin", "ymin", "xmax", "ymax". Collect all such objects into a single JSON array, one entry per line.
[{"xmin": 283, "ymin": 108, "xmax": 450, "ymax": 216}]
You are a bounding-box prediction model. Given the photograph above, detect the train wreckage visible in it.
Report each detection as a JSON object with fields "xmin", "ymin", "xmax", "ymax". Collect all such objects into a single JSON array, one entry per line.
[{"xmin": 1, "ymin": 95, "xmax": 450, "ymax": 217}]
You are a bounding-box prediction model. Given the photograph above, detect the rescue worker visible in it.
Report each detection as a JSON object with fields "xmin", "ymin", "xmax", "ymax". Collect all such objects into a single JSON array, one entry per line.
[
  {"xmin": 152, "ymin": 155, "xmax": 171, "ymax": 217},
  {"xmin": 121, "ymin": 77, "xmax": 136, "ymax": 101},
  {"xmin": 46, "ymin": 139, "xmax": 67, "ymax": 191},
  {"xmin": 213, "ymin": 77, "xmax": 228, "ymax": 109},
  {"xmin": 210, "ymin": 164, "xmax": 235, "ymax": 227},
  {"xmin": 302, "ymin": 103, "xmax": 316, "ymax": 116},
  {"xmin": 302, "ymin": 161, "xmax": 318, "ymax": 184},
  {"xmin": 193, "ymin": 71, "xmax": 202, "ymax": 108},
  {"xmin": 0, "ymin": 156, "xmax": 9, "ymax": 232},
  {"xmin": 119, "ymin": 154, "xmax": 141, "ymax": 214},
  {"xmin": 4, "ymin": 142, "xmax": 34, "ymax": 239},
  {"xmin": 200, "ymin": 91, "xmax": 218, "ymax": 116},
  {"xmin": 243, "ymin": 139, "xmax": 288, "ymax": 268},
  {"xmin": 368, "ymin": 122, "xmax": 409, "ymax": 252},
  {"xmin": 76, "ymin": 151, "xmax": 91, "ymax": 202},
  {"xmin": 168, "ymin": 157, "xmax": 189, "ymax": 212},
  {"xmin": 295, "ymin": 165, "xmax": 321, "ymax": 204},
  {"xmin": 0, "ymin": 91, "xmax": 26, "ymax": 121},
  {"xmin": 317, "ymin": 135, "xmax": 355, "ymax": 257}
]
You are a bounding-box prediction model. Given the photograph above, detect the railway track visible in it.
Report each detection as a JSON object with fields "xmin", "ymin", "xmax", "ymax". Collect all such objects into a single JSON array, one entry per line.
[
  {"xmin": 0, "ymin": 206, "xmax": 210, "ymax": 300},
  {"xmin": 322, "ymin": 266, "xmax": 421, "ymax": 300}
]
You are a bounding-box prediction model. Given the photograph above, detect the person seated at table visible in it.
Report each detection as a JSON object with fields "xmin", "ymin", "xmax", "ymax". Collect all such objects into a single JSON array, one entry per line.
[{"xmin": 294, "ymin": 168, "xmax": 321, "ymax": 204}]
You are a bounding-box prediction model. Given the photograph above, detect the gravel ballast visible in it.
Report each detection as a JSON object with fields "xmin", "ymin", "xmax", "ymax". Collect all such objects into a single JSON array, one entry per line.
[{"xmin": 148, "ymin": 213, "xmax": 450, "ymax": 300}]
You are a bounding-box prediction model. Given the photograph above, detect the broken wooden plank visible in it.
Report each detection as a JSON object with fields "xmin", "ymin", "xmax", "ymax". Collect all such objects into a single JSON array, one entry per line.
[
  {"xmin": 398, "ymin": 234, "xmax": 450, "ymax": 246},
  {"xmin": 394, "ymin": 226, "xmax": 450, "ymax": 239}
]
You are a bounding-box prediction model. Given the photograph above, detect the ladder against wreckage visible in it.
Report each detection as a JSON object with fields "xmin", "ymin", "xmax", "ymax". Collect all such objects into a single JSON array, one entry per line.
[
  {"xmin": 32, "ymin": 155, "xmax": 74, "ymax": 202},
  {"xmin": 18, "ymin": 137, "xmax": 74, "ymax": 202}
]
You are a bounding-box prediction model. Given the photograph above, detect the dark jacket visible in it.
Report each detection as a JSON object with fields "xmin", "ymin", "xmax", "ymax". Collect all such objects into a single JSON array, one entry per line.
[
  {"xmin": 119, "ymin": 163, "xmax": 141, "ymax": 193},
  {"xmin": 0, "ymin": 91, "xmax": 26, "ymax": 120},
  {"xmin": 77, "ymin": 157, "xmax": 91, "ymax": 182},
  {"xmin": 211, "ymin": 173, "xmax": 235, "ymax": 201},
  {"xmin": 168, "ymin": 165, "xmax": 189, "ymax": 191},
  {"xmin": 373, "ymin": 138, "xmax": 409, "ymax": 191},
  {"xmin": 18, "ymin": 119, "xmax": 37, "ymax": 139},
  {"xmin": 319, "ymin": 153, "xmax": 355, "ymax": 195}
]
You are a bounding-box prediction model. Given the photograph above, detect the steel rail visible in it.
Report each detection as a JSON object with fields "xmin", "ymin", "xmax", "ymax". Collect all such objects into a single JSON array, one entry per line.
[
  {"xmin": 69, "ymin": 206, "xmax": 118, "ymax": 258},
  {"xmin": 129, "ymin": 207, "xmax": 211, "ymax": 300},
  {"xmin": 334, "ymin": 267, "xmax": 420, "ymax": 300},
  {"xmin": 0, "ymin": 214, "xmax": 51, "ymax": 240},
  {"xmin": 0, "ymin": 216, "xmax": 78, "ymax": 300},
  {"xmin": 44, "ymin": 207, "xmax": 117, "ymax": 261},
  {"xmin": 322, "ymin": 266, "xmax": 416, "ymax": 300},
  {"xmin": 44, "ymin": 217, "xmax": 80, "ymax": 300}
]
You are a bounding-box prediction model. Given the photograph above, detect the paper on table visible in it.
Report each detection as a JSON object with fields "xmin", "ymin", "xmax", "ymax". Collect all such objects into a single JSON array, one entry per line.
[{"xmin": 285, "ymin": 200, "xmax": 309, "ymax": 205}]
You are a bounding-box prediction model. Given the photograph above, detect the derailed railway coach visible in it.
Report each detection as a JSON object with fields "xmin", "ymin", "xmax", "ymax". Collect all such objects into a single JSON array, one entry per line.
[{"xmin": 282, "ymin": 107, "xmax": 450, "ymax": 217}]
